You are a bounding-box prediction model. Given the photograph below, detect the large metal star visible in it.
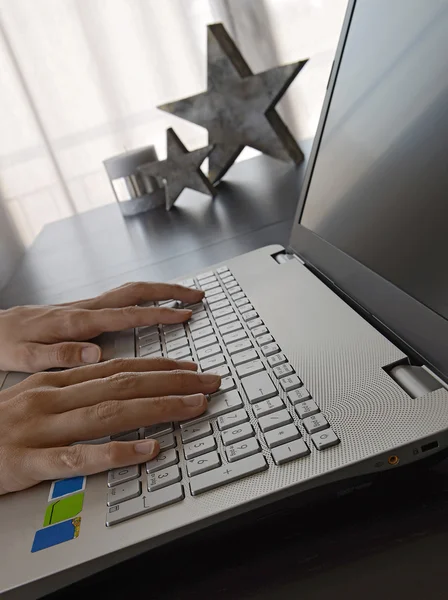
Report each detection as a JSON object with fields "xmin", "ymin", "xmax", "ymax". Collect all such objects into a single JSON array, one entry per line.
[
  {"xmin": 139, "ymin": 128, "xmax": 216, "ymax": 211},
  {"xmin": 158, "ymin": 23, "xmax": 308, "ymax": 183}
]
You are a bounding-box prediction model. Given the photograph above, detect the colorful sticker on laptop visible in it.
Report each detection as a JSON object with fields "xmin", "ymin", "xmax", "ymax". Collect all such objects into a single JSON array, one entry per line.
[
  {"xmin": 31, "ymin": 517, "xmax": 81, "ymax": 553},
  {"xmin": 48, "ymin": 476, "xmax": 85, "ymax": 501},
  {"xmin": 43, "ymin": 492, "xmax": 84, "ymax": 527}
]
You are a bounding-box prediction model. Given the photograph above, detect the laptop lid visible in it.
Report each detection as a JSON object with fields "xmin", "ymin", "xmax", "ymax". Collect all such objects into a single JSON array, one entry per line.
[{"xmin": 289, "ymin": 0, "xmax": 448, "ymax": 382}]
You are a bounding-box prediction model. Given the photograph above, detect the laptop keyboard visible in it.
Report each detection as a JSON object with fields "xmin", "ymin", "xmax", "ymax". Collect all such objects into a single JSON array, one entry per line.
[{"xmin": 105, "ymin": 267, "xmax": 340, "ymax": 526}]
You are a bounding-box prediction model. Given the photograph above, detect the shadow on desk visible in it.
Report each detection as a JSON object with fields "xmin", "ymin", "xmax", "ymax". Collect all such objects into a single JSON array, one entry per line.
[{"xmin": 48, "ymin": 458, "xmax": 448, "ymax": 600}]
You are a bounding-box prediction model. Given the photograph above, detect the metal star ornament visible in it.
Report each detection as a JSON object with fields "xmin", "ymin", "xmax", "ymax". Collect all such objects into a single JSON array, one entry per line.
[
  {"xmin": 139, "ymin": 128, "xmax": 216, "ymax": 211},
  {"xmin": 158, "ymin": 23, "xmax": 308, "ymax": 183}
]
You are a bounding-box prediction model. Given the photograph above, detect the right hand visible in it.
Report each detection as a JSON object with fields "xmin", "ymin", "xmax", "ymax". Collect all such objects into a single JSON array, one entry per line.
[{"xmin": 0, "ymin": 358, "xmax": 221, "ymax": 495}]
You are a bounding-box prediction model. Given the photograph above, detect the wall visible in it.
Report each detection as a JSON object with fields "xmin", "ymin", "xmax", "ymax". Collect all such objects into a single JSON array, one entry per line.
[{"xmin": 0, "ymin": 200, "xmax": 24, "ymax": 295}]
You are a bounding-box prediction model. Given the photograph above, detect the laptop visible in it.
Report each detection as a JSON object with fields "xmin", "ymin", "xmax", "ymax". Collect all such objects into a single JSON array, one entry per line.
[{"xmin": 1, "ymin": 0, "xmax": 448, "ymax": 597}]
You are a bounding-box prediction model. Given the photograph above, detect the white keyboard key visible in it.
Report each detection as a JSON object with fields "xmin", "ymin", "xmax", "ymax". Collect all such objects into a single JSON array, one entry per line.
[
  {"xmin": 202, "ymin": 281, "xmax": 220, "ymax": 291},
  {"xmin": 273, "ymin": 363, "xmax": 295, "ymax": 379},
  {"xmin": 258, "ymin": 409, "xmax": 292, "ymax": 432},
  {"xmin": 191, "ymin": 326, "xmax": 214, "ymax": 341},
  {"xmin": 280, "ymin": 374, "xmax": 303, "ymax": 392},
  {"xmin": 261, "ymin": 343, "xmax": 280, "ymax": 357},
  {"xmin": 251, "ymin": 325, "xmax": 269, "ymax": 338},
  {"xmin": 111, "ymin": 430, "xmax": 139, "ymax": 442},
  {"xmin": 107, "ymin": 479, "xmax": 141, "ymax": 506},
  {"xmin": 183, "ymin": 435, "xmax": 217, "ymax": 459},
  {"xmin": 264, "ymin": 423, "xmax": 299, "ymax": 449},
  {"xmin": 205, "ymin": 287, "xmax": 223, "ymax": 298},
  {"xmin": 208, "ymin": 292, "xmax": 226, "ymax": 304},
  {"xmin": 252, "ymin": 396, "xmax": 284, "ymax": 418},
  {"xmin": 168, "ymin": 347, "xmax": 192, "ymax": 360},
  {"xmin": 155, "ymin": 433, "xmax": 176, "ymax": 450},
  {"xmin": 190, "ymin": 454, "xmax": 267, "ymax": 495},
  {"xmin": 268, "ymin": 353, "xmax": 286, "ymax": 367},
  {"xmin": 190, "ymin": 318, "xmax": 210, "ymax": 331},
  {"xmin": 106, "ymin": 483, "xmax": 184, "ymax": 525},
  {"xmin": 231, "ymin": 291, "xmax": 245, "ymax": 301},
  {"xmin": 226, "ymin": 437, "xmax": 260, "ymax": 462},
  {"xmin": 311, "ymin": 428, "xmax": 340, "ymax": 450},
  {"xmin": 197, "ymin": 343, "xmax": 221, "ymax": 360},
  {"xmin": 139, "ymin": 325, "xmax": 158, "ymax": 336},
  {"xmin": 214, "ymin": 376, "xmax": 236, "ymax": 394},
  {"xmin": 271, "ymin": 439, "xmax": 310, "ymax": 464},
  {"xmin": 216, "ymin": 266, "xmax": 229, "ymax": 274},
  {"xmin": 295, "ymin": 400, "xmax": 320, "ymax": 419},
  {"xmin": 234, "ymin": 297, "xmax": 249, "ymax": 307},
  {"xmin": 219, "ymin": 321, "xmax": 243, "ymax": 335},
  {"xmin": 223, "ymin": 329, "xmax": 247, "ymax": 345},
  {"xmin": 158, "ymin": 299, "xmax": 179, "ymax": 309},
  {"xmin": 148, "ymin": 465, "xmax": 181, "ymax": 491},
  {"xmin": 232, "ymin": 348, "xmax": 258, "ymax": 366},
  {"xmin": 216, "ymin": 313, "xmax": 238, "ymax": 327},
  {"xmin": 236, "ymin": 359, "xmax": 265, "ymax": 378},
  {"xmin": 144, "ymin": 422, "xmax": 174, "ymax": 438},
  {"xmin": 195, "ymin": 334, "xmax": 218, "ymax": 350},
  {"xmin": 108, "ymin": 465, "xmax": 140, "ymax": 488},
  {"xmin": 187, "ymin": 451, "xmax": 221, "ymax": 477},
  {"xmin": 213, "ymin": 306, "xmax": 234, "ymax": 318},
  {"xmin": 139, "ymin": 331, "xmax": 159, "ymax": 345},
  {"xmin": 228, "ymin": 286, "xmax": 242, "ymax": 295},
  {"xmin": 179, "ymin": 278, "xmax": 195, "ymax": 288},
  {"xmin": 146, "ymin": 448, "xmax": 179, "ymax": 473},
  {"xmin": 166, "ymin": 337, "xmax": 189, "ymax": 352},
  {"xmin": 210, "ymin": 299, "xmax": 230, "ymax": 312},
  {"xmin": 247, "ymin": 317, "xmax": 263, "ymax": 330},
  {"xmin": 189, "ymin": 303, "xmax": 206, "ymax": 314},
  {"xmin": 200, "ymin": 353, "xmax": 226, "ymax": 371},
  {"xmin": 140, "ymin": 341, "xmax": 162, "ymax": 357},
  {"xmin": 227, "ymin": 339, "xmax": 253, "ymax": 355},
  {"xmin": 242, "ymin": 371, "xmax": 277, "ymax": 404},
  {"xmin": 181, "ymin": 390, "xmax": 243, "ymax": 427},
  {"xmin": 218, "ymin": 409, "xmax": 249, "ymax": 430},
  {"xmin": 207, "ymin": 364, "xmax": 230, "ymax": 377},
  {"xmin": 165, "ymin": 329, "xmax": 187, "ymax": 343},
  {"xmin": 239, "ymin": 303, "xmax": 254, "ymax": 314},
  {"xmin": 225, "ymin": 280, "xmax": 238, "ymax": 289},
  {"xmin": 200, "ymin": 276, "xmax": 217, "ymax": 286},
  {"xmin": 221, "ymin": 422, "xmax": 254, "ymax": 446},
  {"xmin": 197, "ymin": 271, "xmax": 214, "ymax": 281},
  {"xmin": 242, "ymin": 310, "xmax": 258, "ymax": 322},
  {"xmin": 257, "ymin": 334, "xmax": 274, "ymax": 347},
  {"xmin": 221, "ymin": 276, "xmax": 235, "ymax": 284},
  {"xmin": 288, "ymin": 387, "xmax": 312, "ymax": 405},
  {"xmin": 303, "ymin": 413, "xmax": 329, "ymax": 434},
  {"xmin": 181, "ymin": 422, "xmax": 212, "ymax": 443}
]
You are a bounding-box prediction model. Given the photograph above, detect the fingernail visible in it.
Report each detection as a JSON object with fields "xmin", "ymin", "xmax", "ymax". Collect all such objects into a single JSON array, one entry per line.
[
  {"xmin": 199, "ymin": 373, "xmax": 220, "ymax": 384},
  {"xmin": 182, "ymin": 393, "xmax": 206, "ymax": 407},
  {"xmin": 135, "ymin": 440, "xmax": 158, "ymax": 455},
  {"xmin": 178, "ymin": 309, "xmax": 192, "ymax": 315},
  {"xmin": 81, "ymin": 346, "xmax": 101, "ymax": 364}
]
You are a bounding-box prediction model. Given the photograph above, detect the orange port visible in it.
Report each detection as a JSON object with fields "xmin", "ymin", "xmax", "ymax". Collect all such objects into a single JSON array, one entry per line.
[{"xmin": 388, "ymin": 455, "xmax": 400, "ymax": 465}]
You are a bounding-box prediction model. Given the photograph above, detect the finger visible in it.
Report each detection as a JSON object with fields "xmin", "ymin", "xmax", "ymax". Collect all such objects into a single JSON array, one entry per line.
[
  {"xmin": 22, "ymin": 439, "xmax": 161, "ymax": 483},
  {"xmin": 69, "ymin": 282, "xmax": 204, "ymax": 310},
  {"xmin": 25, "ymin": 342, "xmax": 102, "ymax": 371},
  {"xmin": 45, "ymin": 393, "xmax": 208, "ymax": 443},
  {"xmin": 48, "ymin": 306, "xmax": 193, "ymax": 342},
  {"xmin": 53, "ymin": 370, "xmax": 221, "ymax": 411},
  {"xmin": 51, "ymin": 357, "xmax": 198, "ymax": 387}
]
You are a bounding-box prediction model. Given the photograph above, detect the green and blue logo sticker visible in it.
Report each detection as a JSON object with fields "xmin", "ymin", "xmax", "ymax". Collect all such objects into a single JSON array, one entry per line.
[{"xmin": 31, "ymin": 476, "xmax": 86, "ymax": 553}]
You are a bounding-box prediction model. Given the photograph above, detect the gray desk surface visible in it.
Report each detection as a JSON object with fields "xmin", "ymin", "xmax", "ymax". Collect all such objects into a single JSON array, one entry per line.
[{"xmin": 3, "ymin": 146, "xmax": 448, "ymax": 600}]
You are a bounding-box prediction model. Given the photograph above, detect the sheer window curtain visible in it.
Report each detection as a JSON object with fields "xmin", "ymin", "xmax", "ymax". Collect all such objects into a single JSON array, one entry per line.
[{"xmin": 0, "ymin": 0, "xmax": 347, "ymax": 249}]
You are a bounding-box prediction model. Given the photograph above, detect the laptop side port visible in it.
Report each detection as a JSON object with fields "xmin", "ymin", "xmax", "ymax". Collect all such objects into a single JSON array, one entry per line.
[{"xmin": 421, "ymin": 441, "xmax": 439, "ymax": 453}]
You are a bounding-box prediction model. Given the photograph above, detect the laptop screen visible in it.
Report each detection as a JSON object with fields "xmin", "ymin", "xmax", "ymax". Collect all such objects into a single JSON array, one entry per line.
[{"xmin": 299, "ymin": 0, "xmax": 448, "ymax": 321}]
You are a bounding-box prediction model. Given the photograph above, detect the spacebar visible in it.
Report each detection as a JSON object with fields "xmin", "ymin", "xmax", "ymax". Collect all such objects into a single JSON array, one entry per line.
[{"xmin": 189, "ymin": 454, "xmax": 268, "ymax": 495}]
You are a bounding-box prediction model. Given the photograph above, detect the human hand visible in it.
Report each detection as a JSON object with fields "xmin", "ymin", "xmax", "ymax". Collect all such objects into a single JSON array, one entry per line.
[
  {"xmin": 0, "ymin": 281, "xmax": 203, "ymax": 373},
  {"xmin": 0, "ymin": 357, "xmax": 221, "ymax": 495}
]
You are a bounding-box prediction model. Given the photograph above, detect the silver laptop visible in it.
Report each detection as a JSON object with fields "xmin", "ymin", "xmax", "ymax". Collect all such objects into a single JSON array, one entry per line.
[{"xmin": 2, "ymin": 0, "xmax": 448, "ymax": 597}]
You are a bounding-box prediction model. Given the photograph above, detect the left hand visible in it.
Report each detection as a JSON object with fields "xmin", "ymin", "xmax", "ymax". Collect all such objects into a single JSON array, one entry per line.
[{"xmin": 0, "ymin": 282, "xmax": 203, "ymax": 373}]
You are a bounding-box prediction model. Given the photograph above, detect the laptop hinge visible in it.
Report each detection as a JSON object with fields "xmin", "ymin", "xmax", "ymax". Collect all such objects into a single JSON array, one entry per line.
[
  {"xmin": 271, "ymin": 249, "xmax": 304, "ymax": 265},
  {"xmin": 387, "ymin": 364, "xmax": 445, "ymax": 398}
]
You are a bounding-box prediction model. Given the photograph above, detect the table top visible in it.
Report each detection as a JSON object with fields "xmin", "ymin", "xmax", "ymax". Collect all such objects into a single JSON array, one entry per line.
[{"xmin": 3, "ymin": 146, "xmax": 448, "ymax": 600}]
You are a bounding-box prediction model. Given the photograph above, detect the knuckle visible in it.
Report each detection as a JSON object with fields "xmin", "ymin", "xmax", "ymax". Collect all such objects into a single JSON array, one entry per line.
[
  {"xmin": 52, "ymin": 344, "xmax": 75, "ymax": 366},
  {"xmin": 123, "ymin": 305, "xmax": 140, "ymax": 319},
  {"xmin": 94, "ymin": 400, "xmax": 122, "ymax": 424},
  {"xmin": 107, "ymin": 371, "xmax": 138, "ymax": 393},
  {"xmin": 26, "ymin": 372, "xmax": 52, "ymax": 388},
  {"xmin": 105, "ymin": 442, "xmax": 125, "ymax": 465},
  {"xmin": 150, "ymin": 396, "xmax": 178, "ymax": 419},
  {"xmin": 19, "ymin": 343, "xmax": 38, "ymax": 372},
  {"xmin": 58, "ymin": 445, "xmax": 85, "ymax": 472},
  {"xmin": 170, "ymin": 369, "xmax": 193, "ymax": 391},
  {"xmin": 107, "ymin": 358, "xmax": 132, "ymax": 373}
]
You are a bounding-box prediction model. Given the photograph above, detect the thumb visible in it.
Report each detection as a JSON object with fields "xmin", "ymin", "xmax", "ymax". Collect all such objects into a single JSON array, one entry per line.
[{"xmin": 34, "ymin": 342, "xmax": 102, "ymax": 370}]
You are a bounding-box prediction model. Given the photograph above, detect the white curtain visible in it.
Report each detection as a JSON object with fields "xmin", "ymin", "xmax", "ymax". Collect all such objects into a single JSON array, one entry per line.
[{"xmin": 0, "ymin": 0, "xmax": 347, "ymax": 247}]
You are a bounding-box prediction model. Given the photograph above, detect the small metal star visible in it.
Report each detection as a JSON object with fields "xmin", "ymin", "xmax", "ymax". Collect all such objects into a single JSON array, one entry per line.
[
  {"xmin": 158, "ymin": 23, "xmax": 308, "ymax": 183},
  {"xmin": 139, "ymin": 128, "xmax": 216, "ymax": 211}
]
